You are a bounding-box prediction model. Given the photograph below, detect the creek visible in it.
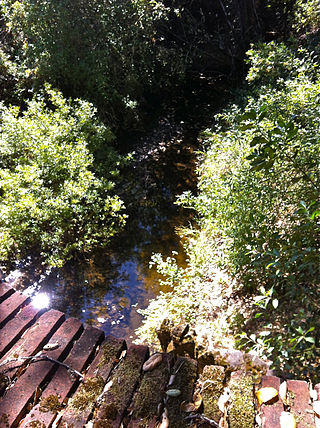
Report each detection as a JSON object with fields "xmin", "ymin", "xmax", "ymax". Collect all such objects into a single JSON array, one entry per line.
[{"xmin": 4, "ymin": 76, "xmax": 227, "ymax": 342}]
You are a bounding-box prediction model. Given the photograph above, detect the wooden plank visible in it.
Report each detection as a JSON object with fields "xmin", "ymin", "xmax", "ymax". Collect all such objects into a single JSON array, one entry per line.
[
  {"xmin": 199, "ymin": 365, "xmax": 225, "ymax": 424},
  {"xmin": 0, "ymin": 292, "xmax": 29, "ymax": 328},
  {"xmin": 0, "ymin": 303, "xmax": 44, "ymax": 358},
  {"xmin": 0, "ymin": 317, "xmax": 82, "ymax": 427},
  {"xmin": 86, "ymin": 336, "xmax": 127, "ymax": 381},
  {"xmin": 228, "ymin": 371, "xmax": 255, "ymax": 428},
  {"xmin": 0, "ymin": 309, "xmax": 65, "ymax": 397},
  {"xmin": 166, "ymin": 357, "xmax": 198, "ymax": 428},
  {"xmin": 260, "ymin": 376, "xmax": 284, "ymax": 428},
  {"xmin": 20, "ymin": 326, "xmax": 104, "ymax": 428},
  {"xmin": 128, "ymin": 353, "xmax": 173, "ymax": 428},
  {"xmin": 60, "ymin": 336, "xmax": 126, "ymax": 427},
  {"xmin": 287, "ymin": 379, "xmax": 315, "ymax": 428},
  {"xmin": 0, "ymin": 284, "xmax": 14, "ymax": 303},
  {"xmin": 94, "ymin": 344, "xmax": 149, "ymax": 428}
]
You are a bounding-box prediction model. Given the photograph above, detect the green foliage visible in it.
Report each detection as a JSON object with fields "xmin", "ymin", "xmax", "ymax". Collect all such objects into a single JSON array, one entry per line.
[
  {"xmin": 185, "ymin": 42, "xmax": 320, "ymax": 375},
  {"xmin": 136, "ymin": 235, "xmax": 237, "ymax": 349},
  {"xmin": 246, "ymin": 42, "xmax": 318, "ymax": 85},
  {"xmin": 0, "ymin": 85, "xmax": 126, "ymax": 267},
  {"xmin": 138, "ymin": 41, "xmax": 320, "ymax": 378},
  {"xmin": 292, "ymin": 0, "xmax": 320, "ymax": 32},
  {"xmin": 238, "ymin": 285, "xmax": 317, "ymax": 378},
  {"xmin": 0, "ymin": 0, "xmax": 183, "ymax": 128}
]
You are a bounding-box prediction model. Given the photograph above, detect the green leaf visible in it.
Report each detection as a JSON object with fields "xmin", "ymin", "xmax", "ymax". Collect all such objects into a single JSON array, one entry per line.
[
  {"xmin": 304, "ymin": 337, "xmax": 315, "ymax": 343},
  {"xmin": 239, "ymin": 123, "xmax": 254, "ymax": 131},
  {"xmin": 250, "ymin": 136, "xmax": 269, "ymax": 147},
  {"xmin": 241, "ymin": 110, "xmax": 257, "ymax": 121}
]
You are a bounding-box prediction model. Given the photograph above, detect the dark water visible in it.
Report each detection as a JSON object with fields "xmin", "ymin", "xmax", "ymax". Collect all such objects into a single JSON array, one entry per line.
[
  {"xmin": 4, "ymin": 76, "xmax": 226, "ymax": 342},
  {"xmin": 4, "ymin": 122, "xmax": 197, "ymax": 342}
]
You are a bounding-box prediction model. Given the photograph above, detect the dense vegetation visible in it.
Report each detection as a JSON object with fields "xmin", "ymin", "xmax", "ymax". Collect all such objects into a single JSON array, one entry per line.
[
  {"xmin": 0, "ymin": 85, "xmax": 126, "ymax": 267},
  {"xmin": 137, "ymin": 6, "xmax": 320, "ymax": 379},
  {"xmin": 0, "ymin": 0, "xmax": 319, "ymax": 379}
]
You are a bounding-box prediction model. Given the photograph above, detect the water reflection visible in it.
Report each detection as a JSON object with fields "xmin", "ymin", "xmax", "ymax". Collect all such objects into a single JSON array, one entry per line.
[
  {"xmin": 2, "ymin": 77, "xmax": 224, "ymax": 342},
  {"xmin": 4, "ymin": 130, "xmax": 194, "ymax": 342}
]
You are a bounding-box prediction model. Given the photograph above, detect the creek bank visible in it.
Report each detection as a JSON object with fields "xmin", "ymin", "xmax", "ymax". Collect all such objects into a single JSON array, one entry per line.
[{"xmin": 1, "ymin": 75, "xmax": 230, "ymax": 342}]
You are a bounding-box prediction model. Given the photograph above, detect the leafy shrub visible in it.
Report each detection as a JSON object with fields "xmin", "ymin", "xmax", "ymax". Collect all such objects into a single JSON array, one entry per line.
[
  {"xmin": 0, "ymin": 0, "xmax": 183, "ymax": 129},
  {"xmin": 136, "ymin": 235, "xmax": 238, "ymax": 350},
  {"xmin": 292, "ymin": 0, "xmax": 320, "ymax": 32},
  {"xmin": 137, "ymin": 41, "xmax": 320, "ymax": 378},
  {"xmin": 246, "ymin": 42, "xmax": 318, "ymax": 85},
  {"xmin": 0, "ymin": 85, "xmax": 126, "ymax": 268}
]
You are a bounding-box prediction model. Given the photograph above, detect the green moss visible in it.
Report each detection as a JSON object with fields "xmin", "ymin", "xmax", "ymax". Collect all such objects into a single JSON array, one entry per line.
[
  {"xmin": 69, "ymin": 376, "xmax": 105, "ymax": 412},
  {"xmin": 167, "ymin": 358, "xmax": 198, "ymax": 428},
  {"xmin": 228, "ymin": 373, "xmax": 255, "ymax": 428},
  {"xmin": 200, "ymin": 366, "xmax": 225, "ymax": 422},
  {"xmin": 39, "ymin": 394, "xmax": 62, "ymax": 413},
  {"xmin": 132, "ymin": 377, "xmax": 160, "ymax": 419},
  {"xmin": 106, "ymin": 350, "xmax": 142, "ymax": 411},
  {"xmin": 97, "ymin": 342, "xmax": 122, "ymax": 369},
  {"xmin": 132, "ymin": 356, "xmax": 170, "ymax": 422},
  {"xmin": 99, "ymin": 403, "xmax": 118, "ymax": 420}
]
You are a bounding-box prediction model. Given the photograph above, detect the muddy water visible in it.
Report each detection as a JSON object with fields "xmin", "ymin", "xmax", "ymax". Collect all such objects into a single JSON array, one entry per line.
[{"xmin": 4, "ymin": 77, "xmax": 226, "ymax": 342}]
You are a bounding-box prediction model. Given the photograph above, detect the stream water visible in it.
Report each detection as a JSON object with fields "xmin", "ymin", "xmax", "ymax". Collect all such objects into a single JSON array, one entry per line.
[{"xmin": 3, "ymin": 76, "xmax": 226, "ymax": 342}]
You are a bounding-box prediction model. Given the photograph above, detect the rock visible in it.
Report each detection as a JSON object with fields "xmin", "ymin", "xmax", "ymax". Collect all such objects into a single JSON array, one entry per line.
[
  {"xmin": 244, "ymin": 351, "xmax": 272, "ymax": 374},
  {"xmin": 199, "ymin": 348, "xmax": 245, "ymax": 370}
]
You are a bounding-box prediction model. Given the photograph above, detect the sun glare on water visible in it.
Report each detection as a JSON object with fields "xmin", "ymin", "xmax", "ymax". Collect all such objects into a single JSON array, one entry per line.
[{"xmin": 31, "ymin": 292, "xmax": 50, "ymax": 309}]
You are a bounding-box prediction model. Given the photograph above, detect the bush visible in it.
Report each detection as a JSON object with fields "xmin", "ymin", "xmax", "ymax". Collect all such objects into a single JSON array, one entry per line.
[
  {"xmin": 0, "ymin": 0, "xmax": 183, "ymax": 129},
  {"xmin": 137, "ymin": 41, "xmax": 320, "ymax": 378},
  {"xmin": 0, "ymin": 85, "xmax": 126, "ymax": 268}
]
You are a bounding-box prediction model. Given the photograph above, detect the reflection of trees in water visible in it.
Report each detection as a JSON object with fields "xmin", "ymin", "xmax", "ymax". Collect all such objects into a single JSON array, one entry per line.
[
  {"xmin": 4, "ymin": 77, "xmax": 224, "ymax": 339},
  {"xmin": 3, "ymin": 134, "xmax": 194, "ymax": 337}
]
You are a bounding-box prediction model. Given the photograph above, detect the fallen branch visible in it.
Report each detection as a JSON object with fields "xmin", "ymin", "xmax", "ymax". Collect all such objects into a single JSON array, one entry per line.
[
  {"xmin": 185, "ymin": 413, "xmax": 219, "ymax": 427},
  {"xmin": 0, "ymin": 354, "xmax": 83, "ymax": 379}
]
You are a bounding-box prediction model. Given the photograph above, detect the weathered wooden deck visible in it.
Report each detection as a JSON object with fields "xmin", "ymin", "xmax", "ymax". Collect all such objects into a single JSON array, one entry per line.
[{"xmin": 0, "ymin": 283, "xmax": 319, "ymax": 428}]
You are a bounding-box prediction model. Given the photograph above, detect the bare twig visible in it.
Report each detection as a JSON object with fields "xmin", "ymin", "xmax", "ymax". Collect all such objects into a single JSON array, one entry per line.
[
  {"xmin": 185, "ymin": 413, "xmax": 219, "ymax": 427},
  {"xmin": 0, "ymin": 354, "xmax": 83, "ymax": 379},
  {"xmin": 173, "ymin": 360, "xmax": 185, "ymax": 375}
]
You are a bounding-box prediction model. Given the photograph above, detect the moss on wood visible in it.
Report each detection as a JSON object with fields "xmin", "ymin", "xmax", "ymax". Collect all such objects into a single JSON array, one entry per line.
[
  {"xmin": 200, "ymin": 365, "xmax": 225, "ymax": 422},
  {"xmin": 166, "ymin": 357, "xmax": 198, "ymax": 428},
  {"xmin": 97, "ymin": 341, "xmax": 123, "ymax": 369},
  {"xmin": 39, "ymin": 394, "xmax": 62, "ymax": 413},
  {"xmin": 228, "ymin": 372, "xmax": 255, "ymax": 428},
  {"xmin": 68, "ymin": 376, "xmax": 105, "ymax": 412}
]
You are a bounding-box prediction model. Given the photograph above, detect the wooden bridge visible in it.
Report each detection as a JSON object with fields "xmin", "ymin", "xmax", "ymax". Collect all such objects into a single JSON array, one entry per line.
[{"xmin": 0, "ymin": 283, "xmax": 319, "ymax": 428}]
